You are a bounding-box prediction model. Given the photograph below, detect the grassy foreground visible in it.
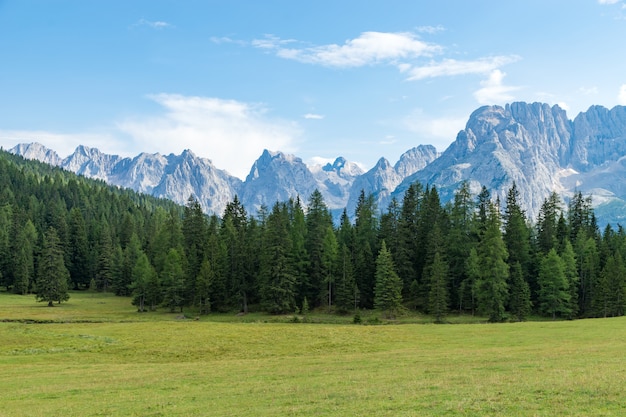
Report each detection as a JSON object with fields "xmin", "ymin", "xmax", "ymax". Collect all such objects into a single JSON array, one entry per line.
[{"xmin": 1, "ymin": 292, "xmax": 625, "ymax": 416}]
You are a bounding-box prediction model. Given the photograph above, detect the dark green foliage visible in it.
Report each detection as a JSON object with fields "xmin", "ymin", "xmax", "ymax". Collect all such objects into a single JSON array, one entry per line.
[
  {"xmin": 374, "ymin": 241, "xmax": 403, "ymax": 318},
  {"xmin": 6, "ymin": 149, "xmax": 626, "ymax": 321},
  {"xmin": 428, "ymin": 252, "xmax": 449, "ymax": 323},
  {"xmin": 131, "ymin": 252, "xmax": 155, "ymax": 312},
  {"xmin": 508, "ymin": 262, "xmax": 532, "ymax": 321},
  {"xmin": 538, "ymin": 249, "xmax": 570, "ymax": 319},
  {"xmin": 36, "ymin": 227, "xmax": 70, "ymax": 306},
  {"xmin": 475, "ymin": 202, "xmax": 509, "ymax": 322},
  {"xmin": 259, "ymin": 202, "xmax": 297, "ymax": 314}
]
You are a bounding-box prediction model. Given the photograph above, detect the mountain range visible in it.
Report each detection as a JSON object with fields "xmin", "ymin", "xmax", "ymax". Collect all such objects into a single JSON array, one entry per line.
[{"xmin": 9, "ymin": 101, "xmax": 626, "ymax": 226}]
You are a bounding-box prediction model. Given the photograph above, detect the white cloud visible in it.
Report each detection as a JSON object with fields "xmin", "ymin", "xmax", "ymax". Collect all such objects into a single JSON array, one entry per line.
[
  {"xmin": 2, "ymin": 95, "xmax": 301, "ymax": 180},
  {"xmin": 416, "ymin": 25, "xmax": 446, "ymax": 34},
  {"xmin": 132, "ymin": 18, "xmax": 173, "ymax": 29},
  {"xmin": 116, "ymin": 94, "xmax": 300, "ymax": 179},
  {"xmin": 619, "ymin": 84, "xmax": 626, "ymax": 105},
  {"xmin": 598, "ymin": 0, "xmax": 620, "ymax": 4},
  {"xmin": 308, "ymin": 156, "xmax": 335, "ymax": 167},
  {"xmin": 406, "ymin": 55, "xmax": 521, "ymax": 80},
  {"xmin": 303, "ymin": 113, "xmax": 324, "ymax": 120},
  {"xmin": 255, "ymin": 31, "xmax": 440, "ymax": 68},
  {"xmin": 473, "ymin": 70, "xmax": 521, "ymax": 105},
  {"xmin": 403, "ymin": 109, "xmax": 466, "ymax": 151},
  {"xmin": 579, "ymin": 86, "xmax": 599, "ymax": 95}
]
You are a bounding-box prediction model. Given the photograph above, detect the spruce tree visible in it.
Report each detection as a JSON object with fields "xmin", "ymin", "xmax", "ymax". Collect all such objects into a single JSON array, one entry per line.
[
  {"xmin": 374, "ymin": 241, "xmax": 403, "ymax": 318},
  {"xmin": 538, "ymin": 249, "xmax": 570, "ymax": 319},
  {"xmin": 195, "ymin": 258, "xmax": 214, "ymax": 315},
  {"xmin": 36, "ymin": 227, "xmax": 70, "ymax": 306},
  {"xmin": 560, "ymin": 240, "xmax": 579, "ymax": 318},
  {"xmin": 259, "ymin": 202, "xmax": 297, "ymax": 314},
  {"xmin": 428, "ymin": 252, "xmax": 449, "ymax": 323},
  {"xmin": 508, "ymin": 262, "xmax": 532, "ymax": 321},
  {"xmin": 476, "ymin": 202, "xmax": 509, "ymax": 322},
  {"xmin": 131, "ymin": 252, "xmax": 154, "ymax": 313}
]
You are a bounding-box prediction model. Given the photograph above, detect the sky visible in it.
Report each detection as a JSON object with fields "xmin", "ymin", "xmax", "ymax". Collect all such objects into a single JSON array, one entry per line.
[{"xmin": 1, "ymin": 0, "xmax": 626, "ymax": 179}]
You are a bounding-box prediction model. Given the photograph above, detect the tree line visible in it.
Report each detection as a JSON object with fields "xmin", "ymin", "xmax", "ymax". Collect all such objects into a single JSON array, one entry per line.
[{"xmin": 1, "ymin": 150, "xmax": 625, "ymax": 321}]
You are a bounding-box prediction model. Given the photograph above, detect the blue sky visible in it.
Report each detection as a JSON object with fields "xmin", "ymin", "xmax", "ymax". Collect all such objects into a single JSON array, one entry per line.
[{"xmin": 1, "ymin": 0, "xmax": 626, "ymax": 179}]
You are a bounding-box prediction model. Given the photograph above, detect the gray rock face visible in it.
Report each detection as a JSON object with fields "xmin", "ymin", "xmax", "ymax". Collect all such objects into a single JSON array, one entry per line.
[
  {"xmin": 347, "ymin": 145, "xmax": 439, "ymax": 215},
  {"xmin": 240, "ymin": 150, "xmax": 319, "ymax": 212},
  {"xmin": 9, "ymin": 142, "xmax": 62, "ymax": 166},
  {"xmin": 10, "ymin": 101, "xmax": 626, "ymax": 226}
]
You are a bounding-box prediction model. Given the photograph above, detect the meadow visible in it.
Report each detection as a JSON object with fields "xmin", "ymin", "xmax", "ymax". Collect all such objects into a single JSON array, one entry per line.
[{"xmin": 1, "ymin": 292, "xmax": 625, "ymax": 416}]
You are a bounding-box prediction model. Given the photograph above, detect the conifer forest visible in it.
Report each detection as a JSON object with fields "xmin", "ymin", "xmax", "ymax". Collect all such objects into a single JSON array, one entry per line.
[{"xmin": 1, "ymin": 149, "xmax": 625, "ymax": 322}]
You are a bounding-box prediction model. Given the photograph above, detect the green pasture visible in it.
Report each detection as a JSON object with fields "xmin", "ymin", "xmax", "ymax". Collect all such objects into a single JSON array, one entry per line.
[{"xmin": 1, "ymin": 292, "xmax": 625, "ymax": 416}]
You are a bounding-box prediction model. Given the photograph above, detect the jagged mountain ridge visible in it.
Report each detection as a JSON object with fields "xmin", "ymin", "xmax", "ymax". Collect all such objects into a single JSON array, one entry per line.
[
  {"xmin": 393, "ymin": 102, "xmax": 626, "ymax": 224},
  {"xmin": 9, "ymin": 102, "xmax": 626, "ymax": 225}
]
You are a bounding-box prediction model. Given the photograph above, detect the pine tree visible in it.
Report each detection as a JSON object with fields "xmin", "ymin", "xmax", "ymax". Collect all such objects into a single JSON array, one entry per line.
[
  {"xmin": 322, "ymin": 225, "xmax": 339, "ymax": 311},
  {"xmin": 67, "ymin": 207, "xmax": 90, "ymax": 289},
  {"xmin": 428, "ymin": 252, "xmax": 449, "ymax": 323},
  {"xmin": 195, "ymin": 258, "xmax": 214, "ymax": 315},
  {"xmin": 475, "ymin": 202, "xmax": 509, "ymax": 322},
  {"xmin": 560, "ymin": 240, "xmax": 579, "ymax": 318},
  {"xmin": 335, "ymin": 243, "xmax": 358, "ymax": 313},
  {"xmin": 36, "ymin": 227, "xmax": 70, "ymax": 306},
  {"xmin": 161, "ymin": 248, "xmax": 186, "ymax": 313},
  {"xmin": 259, "ymin": 202, "xmax": 297, "ymax": 314},
  {"xmin": 374, "ymin": 241, "xmax": 403, "ymax": 318},
  {"xmin": 130, "ymin": 252, "xmax": 155, "ymax": 313},
  {"xmin": 462, "ymin": 248, "xmax": 480, "ymax": 314},
  {"xmin": 12, "ymin": 220, "xmax": 37, "ymax": 295},
  {"xmin": 508, "ymin": 262, "xmax": 532, "ymax": 321},
  {"xmin": 354, "ymin": 190, "xmax": 378, "ymax": 308},
  {"xmin": 538, "ymin": 249, "xmax": 570, "ymax": 319},
  {"xmin": 447, "ymin": 181, "xmax": 474, "ymax": 312},
  {"xmin": 305, "ymin": 189, "xmax": 333, "ymax": 307}
]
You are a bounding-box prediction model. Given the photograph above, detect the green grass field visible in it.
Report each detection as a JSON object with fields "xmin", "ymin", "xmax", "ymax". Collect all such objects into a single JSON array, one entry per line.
[{"xmin": 1, "ymin": 292, "xmax": 625, "ymax": 416}]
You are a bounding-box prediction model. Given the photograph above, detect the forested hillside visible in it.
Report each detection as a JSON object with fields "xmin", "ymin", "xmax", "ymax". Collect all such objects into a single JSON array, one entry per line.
[{"xmin": 1, "ymin": 149, "xmax": 625, "ymax": 321}]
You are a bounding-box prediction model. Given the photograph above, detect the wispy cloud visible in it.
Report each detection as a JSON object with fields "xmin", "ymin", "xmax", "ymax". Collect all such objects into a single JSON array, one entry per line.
[
  {"xmin": 303, "ymin": 113, "xmax": 324, "ymax": 120},
  {"xmin": 598, "ymin": 0, "xmax": 620, "ymax": 4},
  {"xmin": 254, "ymin": 31, "xmax": 440, "ymax": 68},
  {"xmin": 473, "ymin": 70, "xmax": 521, "ymax": 105},
  {"xmin": 117, "ymin": 94, "xmax": 300, "ymax": 178},
  {"xmin": 579, "ymin": 86, "xmax": 599, "ymax": 95},
  {"xmin": 619, "ymin": 84, "xmax": 626, "ymax": 105},
  {"xmin": 402, "ymin": 109, "xmax": 466, "ymax": 151},
  {"xmin": 406, "ymin": 55, "xmax": 521, "ymax": 80},
  {"xmin": 416, "ymin": 25, "xmax": 445, "ymax": 34},
  {"xmin": 210, "ymin": 36, "xmax": 246, "ymax": 46},
  {"xmin": 132, "ymin": 18, "xmax": 174, "ymax": 30},
  {"xmin": 2, "ymin": 95, "xmax": 300, "ymax": 179}
]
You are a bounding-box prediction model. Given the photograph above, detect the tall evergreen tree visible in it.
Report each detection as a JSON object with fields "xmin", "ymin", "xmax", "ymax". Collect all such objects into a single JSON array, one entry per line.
[
  {"xmin": 560, "ymin": 240, "xmax": 579, "ymax": 318},
  {"xmin": 428, "ymin": 251, "xmax": 449, "ymax": 323},
  {"xmin": 447, "ymin": 181, "xmax": 474, "ymax": 311},
  {"xmin": 67, "ymin": 207, "xmax": 90, "ymax": 289},
  {"xmin": 335, "ymin": 243, "xmax": 358, "ymax": 313},
  {"xmin": 508, "ymin": 262, "xmax": 532, "ymax": 321},
  {"xmin": 322, "ymin": 225, "xmax": 339, "ymax": 311},
  {"xmin": 259, "ymin": 202, "xmax": 297, "ymax": 314},
  {"xmin": 36, "ymin": 227, "xmax": 70, "ymax": 306},
  {"xmin": 538, "ymin": 248, "xmax": 570, "ymax": 319},
  {"xmin": 161, "ymin": 248, "xmax": 186, "ymax": 313},
  {"xmin": 222, "ymin": 196, "xmax": 250, "ymax": 312},
  {"xmin": 130, "ymin": 252, "xmax": 155, "ymax": 313},
  {"xmin": 374, "ymin": 241, "xmax": 403, "ymax": 318},
  {"xmin": 305, "ymin": 190, "xmax": 333, "ymax": 306},
  {"xmin": 475, "ymin": 202, "xmax": 509, "ymax": 322},
  {"xmin": 13, "ymin": 220, "xmax": 38, "ymax": 295},
  {"xmin": 354, "ymin": 190, "xmax": 379, "ymax": 308},
  {"xmin": 195, "ymin": 258, "xmax": 214, "ymax": 315}
]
